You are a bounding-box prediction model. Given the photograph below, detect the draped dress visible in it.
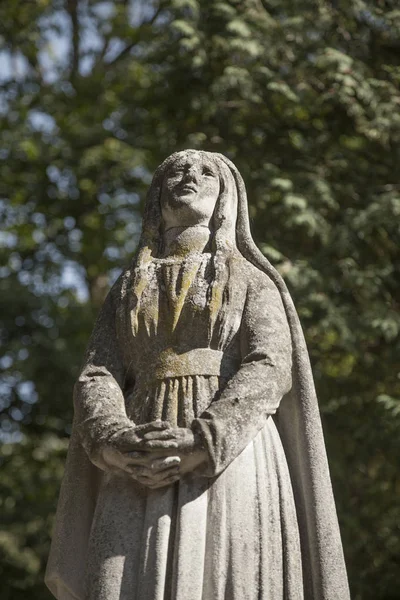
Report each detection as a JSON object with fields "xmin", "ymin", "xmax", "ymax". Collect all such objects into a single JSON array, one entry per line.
[{"xmin": 70, "ymin": 251, "xmax": 303, "ymax": 600}]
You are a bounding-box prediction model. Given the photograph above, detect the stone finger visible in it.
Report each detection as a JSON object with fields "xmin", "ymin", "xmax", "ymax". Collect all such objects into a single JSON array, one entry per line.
[
  {"xmin": 143, "ymin": 430, "xmax": 176, "ymax": 441},
  {"xmin": 136, "ymin": 421, "xmax": 170, "ymax": 435},
  {"xmin": 150, "ymin": 456, "xmax": 181, "ymax": 472},
  {"xmin": 144, "ymin": 440, "xmax": 179, "ymax": 450}
]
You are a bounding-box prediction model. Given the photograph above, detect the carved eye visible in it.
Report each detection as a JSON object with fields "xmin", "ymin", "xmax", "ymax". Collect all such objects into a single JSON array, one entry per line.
[
  {"xmin": 202, "ymin": 168, "xmax": 214, "ymax": 177},
  {"xmin": 169, "ymin": 167, "xmax": 184, "ymax": 177}
]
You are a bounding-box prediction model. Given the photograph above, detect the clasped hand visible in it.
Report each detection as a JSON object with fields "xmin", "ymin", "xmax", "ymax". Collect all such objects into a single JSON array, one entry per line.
[{"xmin": 102, "ymin": 421, "xmax": 207, "ymax": 489}]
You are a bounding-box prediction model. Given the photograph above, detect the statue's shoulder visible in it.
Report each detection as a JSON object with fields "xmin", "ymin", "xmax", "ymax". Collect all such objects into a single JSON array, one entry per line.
[
  {"xmin": 230, "ymin": 255, "xmax": 276, "ymax": 292},
  {"xmin": 109, "ymin": 266, "xmax": 133, "ymax": 303}
]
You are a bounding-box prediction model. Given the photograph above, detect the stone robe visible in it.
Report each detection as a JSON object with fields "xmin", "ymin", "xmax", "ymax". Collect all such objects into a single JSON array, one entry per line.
[{"xmin": 45, "ymin": 252, "xmax": 349, "ymax": 600}]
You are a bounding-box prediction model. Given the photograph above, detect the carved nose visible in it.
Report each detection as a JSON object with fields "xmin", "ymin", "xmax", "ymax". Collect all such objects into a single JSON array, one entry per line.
[{"xmin": 184, "ymin": 167, "xmax": 199, "ymax": 185}]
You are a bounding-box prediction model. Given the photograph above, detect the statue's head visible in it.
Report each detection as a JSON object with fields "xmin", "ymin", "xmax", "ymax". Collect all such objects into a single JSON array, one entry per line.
[
  {"xmin": 141, "ymin": 150, "xmax": 239, "ymax": 255},
  {"xmin": 160, "ymin": 150, "xmax": 221, "ymax": 231}
]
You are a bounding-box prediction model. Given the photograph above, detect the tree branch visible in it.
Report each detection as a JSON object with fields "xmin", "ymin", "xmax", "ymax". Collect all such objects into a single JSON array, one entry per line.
[
  {"xmin": 66, "ymin": 0, "xmax": 80, "ymax": 82},
  {"xmin": 98, "ymin": 36, "xmax": 111, "ymax": 63},
  {"xmin": 106, "ymin": 1, "xmax": 165, "ymax": 68}
]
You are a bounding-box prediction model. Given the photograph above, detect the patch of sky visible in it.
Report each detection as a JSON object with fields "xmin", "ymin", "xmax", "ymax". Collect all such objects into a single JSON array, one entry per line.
[
  {"xmin": 80, "ymin": 3, "xmax": 105, "ymax": 45},
  {"xmin": 47, "ymin": 165, "xmax": 60, "ymax": 182},
  {"xmin": 32, "ymin": 310, "xmax": 54, "ymax": 329},
  {"xmin": 131, "ymin": 164, "xmax": 152, "ymax": 183},
  {"xmin": 12, "ymin": 249, "xmax": 88, "ymax": 299},
  {"xmin": 92, "ymin": 1, "xmax": 116, "ymax": 20},
  {"xmin": 100, "ymin": 190, "xmax": 141, "ymax": 206},
  {"xmin": 9, "ymin": 253, "xmax": 22, "ymax": 272},
  {"xmin": 125, "ymin": 237, "xmax": 140, "ymax": 255},
  {"xmin": 10, "ymin": 407, "xmax": 24, "ymax": 422},
  {"xmin": 16, "ymin": 270, "xmax": 34, "ymax": 289},
  {"xmin": 56, "ymin": 295, "xmax": 67, "ymax": 308},
  {"xmin": 37, "ymin": 9, "xmax": 71, "ymax": 83},
  {"xmin": 32, "ymin": 229, "xmax": 46, "ymax": 244},
  {"xmin": 32, "ymin": 212, "xmax": 47, "ymax": 227},
  {"xmin": 103, "ymin": 38, "xmax": 127, "ymax": 63},
  {"xmin": 104, "ymin": 246, "xmax": 121, "ymax": 260},
  {"xmin": 0, "ymin": 50, "xmax": 12, "ymax": 81},
  {"xmin": 18, "ymin": 380, "xmax": 38, "ymax": 404},
  {"xmin": 0, "ymin": 267, "xmax": 10, "ymax": 278},
  {"xmin": 126, "ymin": 219, "xmax": 142, "ymax": 234},
  {"xmin": 0, "ymin": 50, "xmax": 30, "ymax": 83},
  {"xmin": 103, "ymin": 118, "xmax": 114, "ymax": 131},
  {"xmin": 61, "ymin": 261, "xmax": 89, "ymax": 302},
  {"xmin": 78, "ymin": 13, "xmax": 104, "ymax": 76},
  {"xmin": 0, "ymin": 355, "xmax": 13, "ymax": 370},
  {"xmin": 0, "ymin": 231, "xmax": 18, "ymax": 248},
  {"xmin": 64, "ymin": 216, "xmax": 76, "ymax": 229},
  {"xmin": 114, "ymin": 206, "xmax": 141, "ymax": 223},
  {"xmin": 36, "ymin": 242, "xmax": 64, "ymax": 265},
  {"xmin": 68, "ymin": 228, "xmax": 83, "ymax": 252},
  {"xmin": 0, "ymin": 91, "xmax": 9, "ymax": 116},
  {"xmin": 115, "ymin": 128, "xmax": 128, "ymax": 140},
  {"xmin": 99, "ymin": 192, "xmax": 110, "ymax": 204},
  {"xmin": 0, "ymin": 429, "xmax": 24, "ymax": 444},
  {"xmin": 79, "ymin": 55, "xmax": 95, "ymax": 75},
  {"xmin": 18, "ymin": 349, "xmax": 29, "ymax": 361},
  {"xmin": 0, "ymin": 375, "xmax": 23, "ymax": 423},
  {"xmin": 28, "ymin": 110, "xmax": 58, "ymax": 134},
  {"xmin": 0, "ymin": 395, "xmax": 12, "ymax": 415},
  {"xmin": 129, "ymin": 0, "xmax": 160, "ymax": 27},
  {"xmin": 47, "ymin": 165, "xmax": 77, "ymax": 197},
  {"xmin": 4, "ymin": 203, "xmax": 34, "ymax": 227},
  {"xmin": 109, "ymin": 267, "xmax": 123, "ymax": 286},
  {"xmin": 102, "ymin": 110, "xmax": 123, "ymax": 132}
]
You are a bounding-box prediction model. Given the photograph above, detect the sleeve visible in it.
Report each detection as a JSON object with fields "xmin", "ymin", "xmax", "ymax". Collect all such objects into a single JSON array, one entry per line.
[
  {"xmin": 73, "ymin": 277, "xmax": 135, "ymax": 470},
  {"xmin": 192, "ymin": 273, "xmax": 292, "ymax": 477}
]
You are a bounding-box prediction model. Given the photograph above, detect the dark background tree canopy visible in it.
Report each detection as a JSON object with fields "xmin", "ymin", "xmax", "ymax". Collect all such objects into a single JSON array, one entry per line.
[{"xmin": 0, "ymin": 1, "xmax": 399, "ymax": 598}]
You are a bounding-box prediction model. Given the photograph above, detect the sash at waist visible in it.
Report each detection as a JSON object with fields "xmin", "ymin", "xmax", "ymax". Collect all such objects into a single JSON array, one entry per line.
[{"xmin": 136, "ymin": 348, "xmax": 239, "ymax": 385}]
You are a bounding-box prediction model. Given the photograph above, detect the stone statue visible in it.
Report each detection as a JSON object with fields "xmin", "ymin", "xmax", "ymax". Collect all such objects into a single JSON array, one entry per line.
[{"xmin": 46, "ymin": 150, "xmax": 350, "ymax": 600}]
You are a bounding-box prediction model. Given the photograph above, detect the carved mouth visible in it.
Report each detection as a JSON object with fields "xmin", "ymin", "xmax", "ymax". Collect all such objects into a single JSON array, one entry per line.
[{"xmin": 180, "ymin": 185, "xmax": 197, "ymax": 194}]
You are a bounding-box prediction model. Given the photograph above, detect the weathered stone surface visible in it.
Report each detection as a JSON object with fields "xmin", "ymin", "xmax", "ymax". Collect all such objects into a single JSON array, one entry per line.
[{"xmin": 46, "ymin": 150, "xmax": 350, "ymax": 600}]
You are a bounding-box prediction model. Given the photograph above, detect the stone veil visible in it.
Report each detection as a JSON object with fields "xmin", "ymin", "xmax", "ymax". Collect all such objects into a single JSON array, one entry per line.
[{"xmin": 45, "ymin": 150, "xmax": 350, "ymax": 600}]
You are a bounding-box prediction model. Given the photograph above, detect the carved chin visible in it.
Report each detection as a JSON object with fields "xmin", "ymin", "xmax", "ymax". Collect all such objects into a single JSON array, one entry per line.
[
  {"xmin": 166, "ymin": 192, "xmax": 198, "ymax": 208},
  {"xmin": 176, "ymin": 189, "xmax": 197, "ymax": 199}
]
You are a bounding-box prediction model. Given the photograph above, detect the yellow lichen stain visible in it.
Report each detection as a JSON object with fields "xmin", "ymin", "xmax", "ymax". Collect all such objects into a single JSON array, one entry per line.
[
  {"xmin": 155, "ymin": 347, "xmax": 191, "ymax": 380},
  {"xmin": 208, "ymin": 285, "xmax": 223, "ymax": 319},
  {"xmin": 170, "ymin": 260, "xmax": 201, "ymax": 332}
]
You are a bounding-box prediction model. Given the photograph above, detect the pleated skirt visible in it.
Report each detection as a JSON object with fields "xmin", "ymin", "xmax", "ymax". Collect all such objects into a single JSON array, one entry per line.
[{"xmin": 84, "ymin": 418, "xmax": 303, "ymax": 600}]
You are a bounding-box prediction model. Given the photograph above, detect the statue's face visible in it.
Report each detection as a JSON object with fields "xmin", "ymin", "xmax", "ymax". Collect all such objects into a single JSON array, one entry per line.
[{"xmin": 161, "ymin": 153, "xmax": 220, "ymax": 230}]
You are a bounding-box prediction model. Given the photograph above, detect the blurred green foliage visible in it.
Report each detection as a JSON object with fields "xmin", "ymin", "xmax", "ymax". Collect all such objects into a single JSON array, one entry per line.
[{"xmin": 1, "ymin": 1, "xmax": 399, "ymax": 598}]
